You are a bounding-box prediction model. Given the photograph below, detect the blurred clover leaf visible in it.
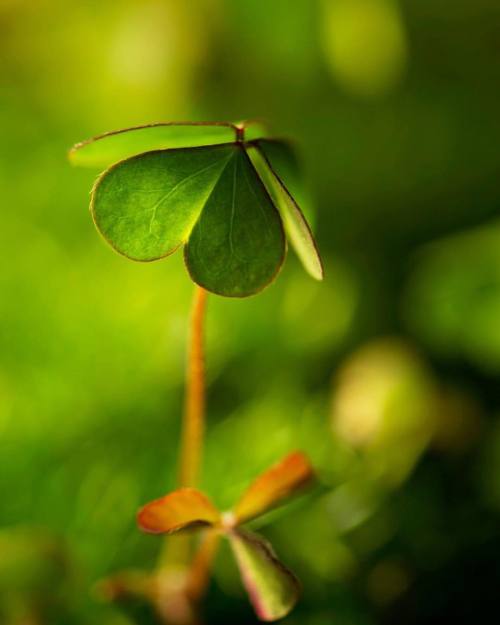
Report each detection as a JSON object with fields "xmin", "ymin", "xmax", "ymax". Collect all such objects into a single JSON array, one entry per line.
[
  {"xmin": 70, "ymin": 121, "xmax": 323, "ymax": 297},
  {"xmin": 137, "ymin": 451, "xmax": 314, "ymax": 622}
]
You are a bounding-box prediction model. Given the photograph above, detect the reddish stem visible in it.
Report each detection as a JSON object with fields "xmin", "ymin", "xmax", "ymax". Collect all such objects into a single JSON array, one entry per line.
[
  {"xmin": 157, "ymin": 286, "xmax": 211, "ymax": 622},
  {"xmin": 178, "ymin": 285, "xmax": 208, "ymax": 488}
]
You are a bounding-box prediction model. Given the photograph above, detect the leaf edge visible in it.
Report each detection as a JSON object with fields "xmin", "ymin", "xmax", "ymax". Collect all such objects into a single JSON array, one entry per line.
[
  {"xmin": 89, "ymin": 142, "xmax": 239, "ymax": 263},
  {"xmin": 183, "ymin": 144, "xmax": 287, "ymax": 298},
  {"xmin": 249, "ymin": 140, "xmax": 324, "ymax": 281}
]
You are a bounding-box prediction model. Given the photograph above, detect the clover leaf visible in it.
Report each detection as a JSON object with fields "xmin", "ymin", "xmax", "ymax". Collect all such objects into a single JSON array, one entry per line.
[
  {"xmin": 137, "ymin": 451, "xmax": 314, "ymax": 622},
  {"xmin": 70, "ymin": 121, "xmax": 323, "ymax": 297}
]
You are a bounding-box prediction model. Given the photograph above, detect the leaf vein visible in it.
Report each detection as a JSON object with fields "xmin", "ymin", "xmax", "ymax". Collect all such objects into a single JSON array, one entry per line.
[
  {"xmin": 229, "ymin": 155, "xmax": 238, "ymax": 256},
  {"xmin": 147, "ymin": 157, "xmax": 229, "ymax": 235}
]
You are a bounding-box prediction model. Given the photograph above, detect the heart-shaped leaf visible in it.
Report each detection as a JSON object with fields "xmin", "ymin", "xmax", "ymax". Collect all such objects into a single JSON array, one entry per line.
[
  {"xmin": 91, "ymin": 144, "xmax": 235, "ymax": 262},
  {"xmin": 184, "ymin": 145, "xmax": 285, "ymax": 297},
  {"xmin": 247, "ymin": 141, "xmax": 323, "ymax": 281},
  {"xmin": 233, "ymin": 451, "xmax": 314, "ymax": 525},
  {"xmin": 137, "ymin": 488, "xmax": 220, "ymax": 535},
  {"xmin": 69, "ymin": 122, "xmax": 237, "ymax": 169},
  {"xmin": 91, "ymin": 143, "xmax": 285, "ymax": 296},
  {"xmin": 228, "ymin": 529, "xmax": 300, "ymax": 622}
]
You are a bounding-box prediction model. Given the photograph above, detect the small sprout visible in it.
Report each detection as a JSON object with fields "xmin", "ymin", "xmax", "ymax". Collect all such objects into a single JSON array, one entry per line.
[
  {"xmin": 137, "ymin": 451, "xmax": 314, "ymax": 622},
  {"xmin": 70, "ymin": 121, "xmax": 323, "ymax": 297}
]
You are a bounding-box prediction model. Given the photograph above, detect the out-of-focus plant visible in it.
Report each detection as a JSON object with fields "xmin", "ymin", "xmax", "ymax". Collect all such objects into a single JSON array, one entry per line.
[
  {"xmin": 404, "ymin": 223, "xmax": 500, "ymax": 372},
  {"xmin": 331, "ymin": 338, "xmax": 436, "ymax": 487},
  {"xmin": 320, "ymin": 0, "xmax": 407, "ymax": 97},
  {"xmin": 70, "ymin": 120, "xmax": 323, "ymax": 623},
  {"xmin": 0, "ymin": 527, "xmax": 72, "ymax": 625},
  {"xmin": 137, "ymin": 451, "xmax": 313, "ymax": 622},
  {"xmin": 324, "ymin": 337, "xmax": 483, "ymax": 576}
]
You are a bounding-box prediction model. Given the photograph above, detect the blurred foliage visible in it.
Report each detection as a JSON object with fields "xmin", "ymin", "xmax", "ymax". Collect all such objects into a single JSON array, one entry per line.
[
  {"xmin": 320, "ymin": 0, "xmax": 408, "ymax": 97},
  {"xmin": 1, "ymin": 0, "xmax": 500, "ymax": 623},
  {"xmin": 404, "ymin": 223, "xmax": 500, "ymax": 371},
  {"xmin": 331, "ymin": 339, "xmax": 436, "ymax": 486}
]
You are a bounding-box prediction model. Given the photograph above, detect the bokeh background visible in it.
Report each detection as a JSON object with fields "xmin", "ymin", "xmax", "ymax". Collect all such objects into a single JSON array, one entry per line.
[{"xmin": 2, "ymin": 0, "xmax": 500, "ymax": 623}]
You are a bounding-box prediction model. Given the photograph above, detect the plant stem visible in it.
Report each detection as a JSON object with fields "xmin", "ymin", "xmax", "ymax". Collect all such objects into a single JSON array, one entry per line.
[
  {"xmin": 157, "ymin": 286, "xmax": 209, "ymax": 601},
  {"xmin": 185, "ymin": 531, "xmax": 221, "ymax": 602},
  {"xmin": 178, "ymin": 286, "xmax": 208, "ymax": 488}
]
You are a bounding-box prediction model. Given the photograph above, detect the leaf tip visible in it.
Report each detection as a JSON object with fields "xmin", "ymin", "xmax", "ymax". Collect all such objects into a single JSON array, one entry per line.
[
  {"xmin": 137, "ymin": 488, "xmax": 220, "ymax": 535},
  {"xmin": 309, "ymin": 256, "xmax": 324, "ymax": 281},
  {"xmin": 232, "ymin": 450, "xmax": 315, "ymax": 525},
  {"xmin": 229, "ymin": 529, "xmax": 301, "ymax": 622}
]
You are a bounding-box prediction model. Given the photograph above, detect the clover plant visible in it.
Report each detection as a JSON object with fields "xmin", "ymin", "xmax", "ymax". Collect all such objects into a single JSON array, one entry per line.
[{"xmin": 70, "ymin": 120, "xmax": 323, "ymax": 624}]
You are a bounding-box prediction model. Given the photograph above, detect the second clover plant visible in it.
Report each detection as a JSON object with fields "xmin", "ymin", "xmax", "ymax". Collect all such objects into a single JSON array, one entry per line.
[{"xmin": 70, "ymin": 120, "xmax": 323, "ymax": 624}]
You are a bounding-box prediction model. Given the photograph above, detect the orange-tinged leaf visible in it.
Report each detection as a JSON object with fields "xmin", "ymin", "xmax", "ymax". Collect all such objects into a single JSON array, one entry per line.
[
  {"xmin": 137, "ymin": 488, "xmax": 220, "ymax": 535},
  {"xmin": 228, "ymin": 529, "xmax": 300, "ymax": 622},
  {"xmin": 232, "ymin": 451, "xmax": 314, "ymax": 524}
]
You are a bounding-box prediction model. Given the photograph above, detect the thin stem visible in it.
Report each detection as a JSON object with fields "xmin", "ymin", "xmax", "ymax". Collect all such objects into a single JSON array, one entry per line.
[
  {"xmin": 185, "ymin": 530, "xmax": 221, "ymax": 602},
  {"xmin": 235, "ymin": 124, "xmax": 245, "ymax": 142},
  {"xmin": 156, "ymin": 286, "xmax": 210, "ymax": 609},
  {"xmin": 178, "ymin": 285, "xmax": 208, "ymax": 488}
]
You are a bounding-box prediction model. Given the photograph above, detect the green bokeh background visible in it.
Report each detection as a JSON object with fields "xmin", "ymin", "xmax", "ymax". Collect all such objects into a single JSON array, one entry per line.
[{"xmin": 1, "ymin": 1, "xmax": 500, "ymax": 623}]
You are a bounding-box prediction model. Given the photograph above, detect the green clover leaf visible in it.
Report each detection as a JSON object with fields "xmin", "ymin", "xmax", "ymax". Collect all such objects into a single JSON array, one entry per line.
[{"xmin": 70, "ymin": 121, "xmax": 323, "ymax": 297}]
